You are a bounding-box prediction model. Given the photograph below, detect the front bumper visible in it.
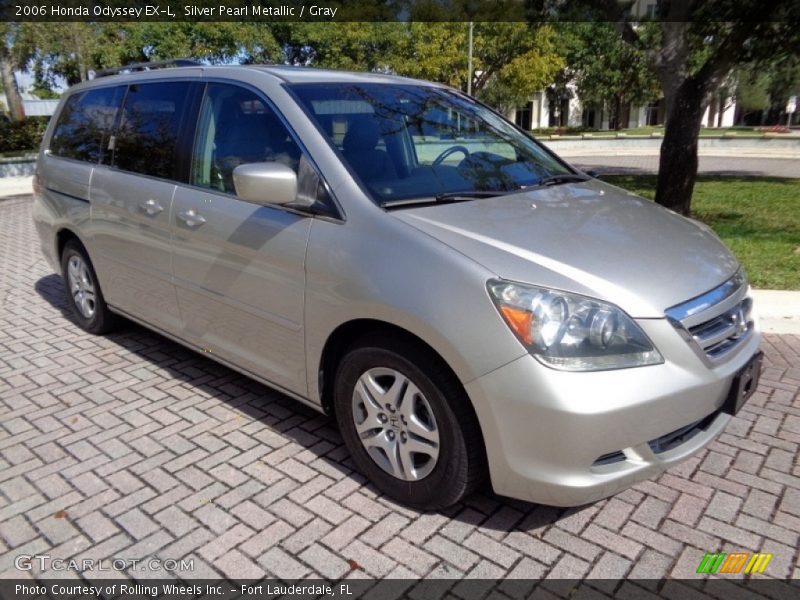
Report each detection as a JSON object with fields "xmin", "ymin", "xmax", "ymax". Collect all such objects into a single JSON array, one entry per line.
[{"xmin": 465, "ymin": 317, "xmax": 762, "ymax": 506}]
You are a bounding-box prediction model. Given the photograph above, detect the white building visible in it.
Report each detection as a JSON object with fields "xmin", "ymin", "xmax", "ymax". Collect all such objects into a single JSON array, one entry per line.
[{"xmin": 511, "ymin": 90, "xmax": 736, "ymax": 132}]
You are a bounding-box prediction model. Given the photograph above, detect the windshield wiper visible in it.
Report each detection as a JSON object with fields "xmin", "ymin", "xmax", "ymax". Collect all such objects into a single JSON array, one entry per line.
[
  {"xmin": 434, "ymin": 190, "xmax": 511, "ymax": 202},
  {"xmin": 381, "ymin": 189, "xmax": 515, "ymax": 209},
  {"xmin": 535, "ymin": 173, "xmax": 590, "ymax": 187}
]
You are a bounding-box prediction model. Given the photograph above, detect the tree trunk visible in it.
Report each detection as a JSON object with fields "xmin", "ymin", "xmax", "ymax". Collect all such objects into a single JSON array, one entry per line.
[
  {"xmin": 0, "ymin": 56, "xmax": 24, "ymax": 121},
  {"xmin": 707, "ymin": 94, "xmax": 718, "ymax": 128},
  {"xmin": 613, "ymin": 95, "xmax": 623, "ymax": 130},
  {"xmin": 655, "ymin": 77, "xmax": 706, "ymax": 216},
  {"xmin": 657, "ymin": 21, "xmax": 690, "ymax": 126}
]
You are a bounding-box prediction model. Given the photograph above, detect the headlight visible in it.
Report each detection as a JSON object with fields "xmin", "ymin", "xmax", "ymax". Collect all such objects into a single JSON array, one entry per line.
[{"xmin": 487, "ymin": 279, "xmax": 663, "ymax": 371}]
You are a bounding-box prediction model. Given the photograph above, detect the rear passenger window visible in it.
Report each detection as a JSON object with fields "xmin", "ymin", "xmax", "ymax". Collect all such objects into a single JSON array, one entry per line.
[
  {"xmin": 50, "ymin": 87, "xmax": 123, "ymax": 163},
  {"xmin": 113, "ymin": 82, "xmax": 193, "ymax": 180},
  {"xmin": 191, "ymin": 83, "xmax": 301, "ymax": 194}
]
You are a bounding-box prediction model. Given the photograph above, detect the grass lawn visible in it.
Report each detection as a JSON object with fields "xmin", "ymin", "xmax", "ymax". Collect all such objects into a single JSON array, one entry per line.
[
  {"xmin": 532, "ymin": 125, "xmax": 784, "ymax": 137},
  {"xmin": 616, "ymin": 126, "xmax": 767, "ymax": 137},
  {"xmin": 601, "ymin": 175, "xmax": 800, "ymax": 290}
]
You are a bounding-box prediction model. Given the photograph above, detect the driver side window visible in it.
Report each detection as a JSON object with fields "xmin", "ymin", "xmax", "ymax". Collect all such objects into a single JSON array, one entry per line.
[{"xmin": 191, "ymin": 83, "xmax": 301, "ymax": 194}]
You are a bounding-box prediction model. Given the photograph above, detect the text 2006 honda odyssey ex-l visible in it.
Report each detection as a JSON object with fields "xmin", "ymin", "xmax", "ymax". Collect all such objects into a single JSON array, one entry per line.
[{"xmin": 33, "ymin": 62, "xmax": 762, "ymax": 509}]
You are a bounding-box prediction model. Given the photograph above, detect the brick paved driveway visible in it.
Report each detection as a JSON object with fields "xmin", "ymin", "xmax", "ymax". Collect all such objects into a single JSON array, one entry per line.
[{"xmin": 1, "ymin": 195, "xmax": 799, "ymax": 581}]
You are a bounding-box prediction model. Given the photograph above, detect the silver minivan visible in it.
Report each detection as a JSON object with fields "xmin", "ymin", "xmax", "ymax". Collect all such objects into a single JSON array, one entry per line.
[{"xmin": 33, "ymin": 62, "xmax": 762, "ymax": 509}]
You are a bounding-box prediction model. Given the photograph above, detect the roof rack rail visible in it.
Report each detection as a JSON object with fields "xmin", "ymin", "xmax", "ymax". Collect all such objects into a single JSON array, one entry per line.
[{"xmin": 92, "ymin": 59, "xmax": 202, "ymax": 79}]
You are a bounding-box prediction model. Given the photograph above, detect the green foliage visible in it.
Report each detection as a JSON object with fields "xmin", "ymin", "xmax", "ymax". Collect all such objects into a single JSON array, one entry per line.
[
  {"xmin": 387, "ymin": 23, "xmax": 466, "ymax": 87},
  {"xmin": 767, "ymin": 56, "xmax": 800, "ymax": 103},
  {"xmin": 279, "ymin": 23, "xmax": 406, "ymax": 72},
  {"xmin": 20, "ymin": 22, "xmax": 285, "ymax": 88},
  {"xmin": 0, "ymin": 116, "xmax": 48, "ymax": 153},
  {"xmin": 736, "ymin": 68, "xmax": 772, "ymax": 112},
  {"xmin": 471, "ymin": 23, "xmax": 563, "ymax": 112},
  {"xmin": 557, "ymin": 22, "xmax": 659, "ymax": 123},
  {"xmin": 10, "ymin": 20, "xmax": 564, "ymax": 113}
]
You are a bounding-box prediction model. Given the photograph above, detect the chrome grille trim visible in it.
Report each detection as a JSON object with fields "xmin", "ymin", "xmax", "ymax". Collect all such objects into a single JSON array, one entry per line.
[
  {"xmin": 665, "ymin": 270, "xmax": 745, "ymax": 327},
  {"xmin": 666, "ymin": 271, "xmax": 754, "ymax": 364}
]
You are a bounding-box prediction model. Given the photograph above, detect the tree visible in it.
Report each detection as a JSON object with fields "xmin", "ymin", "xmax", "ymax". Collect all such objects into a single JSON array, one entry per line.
[
  {"xmin": 21, "ymin": 22, "xmax": 285, "ymax": 94},
  {"xmin": 469, "ymin": 23, "xmax": 563, "ymax": 113},
  {"xmin": 556, "ymin": 22, "xmax": 660, "ymax": 129},
  {"xmin": 0, "ymin": 23, "xmax": 28, "ymax": 121},
  {"xmin": 386, "ymin": 23, "xmax": 467, "ymax": 87},
  {"xmin": 530, "ymin": 0, "xmax": 800, "ymax": 215},
  {"xmin": 278, "ymin": 23, "xmax": 406, "ymax": 71},
  {"xmin": 277, "ymin": 22, "xmax": 563, "ymax": 113},
  {"xmin": 22, "ymin": 23, "xmax": 109, "ymax": 85},
  {"xmin": 736, "ymin": 67, "xmax": 771, "ymax": 122},
  {"xmin": 629, "ymin": 3, "xmax": 799, "ymax": 214}
]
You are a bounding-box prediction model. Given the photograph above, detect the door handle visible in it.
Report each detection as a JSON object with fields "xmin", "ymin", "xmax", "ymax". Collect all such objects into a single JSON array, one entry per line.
[
  {"xmin": 177, "ymin": 209, "xmax": 207, "ymax": 228},
  {"xmin": 139, "ymin": 198, "xmax": 164, "ymax": 216}
]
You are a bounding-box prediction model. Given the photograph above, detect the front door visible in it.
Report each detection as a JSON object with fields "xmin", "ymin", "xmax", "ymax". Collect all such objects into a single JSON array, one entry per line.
[{"xmin": 170, "ymin": 82, "xmax": 311, "ymax": 396}]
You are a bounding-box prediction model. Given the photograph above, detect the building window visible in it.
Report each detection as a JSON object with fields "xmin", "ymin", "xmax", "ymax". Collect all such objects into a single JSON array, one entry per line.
[{"xmin": 515, "ymin": 103, "xmax": 532, "ymax": 131}]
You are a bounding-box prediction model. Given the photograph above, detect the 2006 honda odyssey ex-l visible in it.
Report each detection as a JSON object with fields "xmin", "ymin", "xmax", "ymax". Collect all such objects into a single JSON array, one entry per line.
[{"xmin": 33, "ymin": 62, "xmax": 762, "ymax": 509}]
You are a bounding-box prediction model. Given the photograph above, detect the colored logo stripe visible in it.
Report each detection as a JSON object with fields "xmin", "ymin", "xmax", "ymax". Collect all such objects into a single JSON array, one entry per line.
[
  {"xmin": 696, "ymin": 552, "xmax": 773, "ymax": 574},
  {"xmin": 720, "ymin": 553, "xmax": 749, "ymax": 573},
  {"xmin": 745, "ymin": 553, "xmax": 772, "ymax": 574},
  {"xmin": 697, "ymin": 553, "xmax": 725, "ymax": 574}
]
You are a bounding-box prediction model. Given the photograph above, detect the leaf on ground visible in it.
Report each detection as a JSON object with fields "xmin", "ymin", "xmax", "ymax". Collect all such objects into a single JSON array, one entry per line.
[
  {"xmin": 346, "ymin": 559, "xmax": 363, "ymax": 571},
  {"xmin": 53, "ymin": 510, "xmax": 67, "ymax": 519}
]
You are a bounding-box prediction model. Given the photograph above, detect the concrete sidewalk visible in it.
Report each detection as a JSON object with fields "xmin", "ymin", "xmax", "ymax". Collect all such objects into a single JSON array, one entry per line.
[
  {"xmin": 0, "ymin": 175, "xmax": 33, "ymax": 197},
  {"xmin": 753, "ymin": 290, "xmax": 800, "ymax": 335},
  {"xmin": 2, "ymin": 178, "xmax": 797, "ymax": 332}
]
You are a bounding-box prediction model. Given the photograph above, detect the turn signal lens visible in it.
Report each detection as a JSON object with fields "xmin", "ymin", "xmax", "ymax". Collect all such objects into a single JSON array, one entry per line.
[{"xmin": 499, "ymin": 305, "xmax": 534, "ymax": 345}]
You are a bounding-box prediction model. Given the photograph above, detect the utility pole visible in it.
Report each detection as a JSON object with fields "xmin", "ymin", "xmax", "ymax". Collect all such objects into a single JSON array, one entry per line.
[{"xmin": 467, "ymin": 21, "xmax": 473, "ymax": 96}]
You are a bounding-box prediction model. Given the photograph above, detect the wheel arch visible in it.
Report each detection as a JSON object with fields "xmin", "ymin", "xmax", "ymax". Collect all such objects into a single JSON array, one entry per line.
[
  {"xmin": 56, "ymin": 227, "xmax": 86, "ymax": 265},
  {"xmin": 317, "ymin": 320, "xmax": 486, "ymax": 452}
]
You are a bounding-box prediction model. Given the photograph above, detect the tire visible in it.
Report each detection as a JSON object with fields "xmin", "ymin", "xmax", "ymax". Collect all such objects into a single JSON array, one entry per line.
[
  {"xmin": 334, "ymin": 334, "xmax": 487, "ymax": 510},
  {"xmin": 60, "ymin": 239, "xmax": 121, "ymax": 335}
]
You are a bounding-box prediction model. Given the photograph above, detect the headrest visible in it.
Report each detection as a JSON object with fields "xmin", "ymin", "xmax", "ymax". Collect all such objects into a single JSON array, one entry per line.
[{"xmin": 343, "ymin": 118, "xmax": 381, "ymax": 153}]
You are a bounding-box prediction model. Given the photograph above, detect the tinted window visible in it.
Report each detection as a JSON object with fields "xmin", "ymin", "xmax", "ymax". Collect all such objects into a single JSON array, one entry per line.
[
  {"xmin": 50, "ymin": 87, "xmax": 123, "ymax": 163},
  {"xmin": 191, "ymin": 83, "xmax": 301, "ymax": 194},
  {"xmin": 114, "ymin": 82, "xmax": 193, "ymax": 179}
]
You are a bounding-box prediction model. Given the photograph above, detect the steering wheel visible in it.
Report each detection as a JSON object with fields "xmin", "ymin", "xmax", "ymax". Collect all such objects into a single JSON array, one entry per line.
[{"xmin": 432, "ymin": 145, "xmax": 470, "ymax": 166}]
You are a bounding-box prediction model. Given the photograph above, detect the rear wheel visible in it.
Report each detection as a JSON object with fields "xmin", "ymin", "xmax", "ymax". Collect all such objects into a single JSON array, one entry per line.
[
  {"xmin": 60, "ymin": 240, "xmax": 121, "ymax": 335},
  {"xmin": 334, "ymin": 334, "xmax": 486, "ymax": 509}
]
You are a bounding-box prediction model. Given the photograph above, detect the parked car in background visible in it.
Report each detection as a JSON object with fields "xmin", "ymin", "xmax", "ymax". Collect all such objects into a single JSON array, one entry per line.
[{"xmin": 33, "ymin": 62, "xmax": 762, "ymax": 508}]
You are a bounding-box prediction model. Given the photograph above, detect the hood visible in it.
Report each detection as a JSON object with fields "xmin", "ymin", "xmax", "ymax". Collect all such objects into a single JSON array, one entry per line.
[{"xmin": 392, "ymin": 180, "xmax": 739, "ymax": 318}]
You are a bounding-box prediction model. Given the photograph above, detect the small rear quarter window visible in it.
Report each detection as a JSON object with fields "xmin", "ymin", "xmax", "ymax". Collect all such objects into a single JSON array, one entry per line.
[{"xmin": 49, "ymin": 86, "xmax": 124, "ymax": 163}]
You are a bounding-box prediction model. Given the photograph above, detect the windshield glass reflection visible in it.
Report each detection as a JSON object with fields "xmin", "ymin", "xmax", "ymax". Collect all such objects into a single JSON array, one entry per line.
[{"xmin": 290, "ymin": 83, "xmax": 573, "ymax": 204}]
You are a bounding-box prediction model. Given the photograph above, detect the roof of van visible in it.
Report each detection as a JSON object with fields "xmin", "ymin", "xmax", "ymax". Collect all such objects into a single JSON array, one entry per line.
[
  {"xmin": 250, "ymin": 65, "xmax": 439, "ymax": 86},
  {"xmin": 86, "ymin": 63, "xmax": 441, "ymax": 87}
]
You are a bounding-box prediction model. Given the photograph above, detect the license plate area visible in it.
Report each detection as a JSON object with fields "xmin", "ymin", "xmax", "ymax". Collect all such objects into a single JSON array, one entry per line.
[{"xmin": 722, "ymin": 351, "xmax": 763, "ymax": 416}]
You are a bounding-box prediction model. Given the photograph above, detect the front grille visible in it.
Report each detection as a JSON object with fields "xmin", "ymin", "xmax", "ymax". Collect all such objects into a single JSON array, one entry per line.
[
  {"xmin": 666, "ymin": 271, "xmax": 754, "ymax": 363},
  {"xmin": 688, "ymin": 297, "xmax": 753, "ymax": 360}
]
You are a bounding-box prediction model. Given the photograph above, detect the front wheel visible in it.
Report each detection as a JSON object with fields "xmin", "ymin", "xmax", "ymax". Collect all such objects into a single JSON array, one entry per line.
[{"xmin": 334, "ymin": 335, "xmax": 486, "ymax": 509}]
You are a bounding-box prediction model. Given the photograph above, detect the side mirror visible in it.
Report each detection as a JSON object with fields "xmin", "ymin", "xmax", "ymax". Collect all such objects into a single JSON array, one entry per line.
[{"xmin": 233, "ymin": 162, "xmax": 298, "ymax": 206}]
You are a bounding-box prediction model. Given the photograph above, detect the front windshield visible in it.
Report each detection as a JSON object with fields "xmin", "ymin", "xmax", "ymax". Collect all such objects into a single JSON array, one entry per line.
[{"xmin": 289, "ymin": 83, "xmax": 573, "ymax": 204}]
